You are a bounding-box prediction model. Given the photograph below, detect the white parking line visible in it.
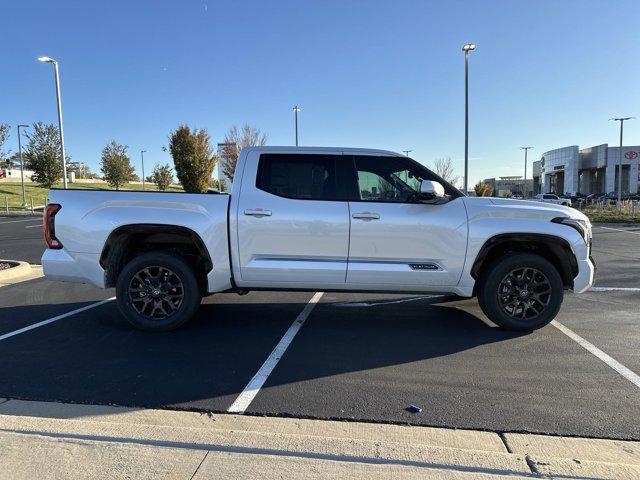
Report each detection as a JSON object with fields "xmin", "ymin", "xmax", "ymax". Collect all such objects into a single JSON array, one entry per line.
[
  {"xmin": 25, "ymin": 224, "xmax": 42, "ymax": 229},
  {"xmin": 0, "ymin": 218, "xmax": 42, "ymax": 225},
  {"xmin": 596, "ymin": 226, "xmax": 640, "ymax": 235},
  {"xmin": 552, "ymin": 320, "xmax": 640, "ymax": 389},
  {"xmin": 589, "ymin": 286, "xmax": 640, "ymax": 292},
  {"xmin": 228, "ymin": 292, "xmax": 324, "ymax": 414},
  {"xmin": 0, "ymin": 297, "xmax": 115, "ymax": 342}
]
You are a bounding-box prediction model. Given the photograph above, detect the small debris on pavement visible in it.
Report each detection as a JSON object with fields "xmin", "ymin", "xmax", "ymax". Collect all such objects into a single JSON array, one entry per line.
[{"xmin": 406, "ymin": 404, "xmax": 422, "ymax": 413}]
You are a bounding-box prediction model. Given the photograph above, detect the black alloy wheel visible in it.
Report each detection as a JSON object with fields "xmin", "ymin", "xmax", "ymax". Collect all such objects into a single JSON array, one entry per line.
[{"xmin": 116, "ymin": 252, "xmax": 202, "ymax": 331}]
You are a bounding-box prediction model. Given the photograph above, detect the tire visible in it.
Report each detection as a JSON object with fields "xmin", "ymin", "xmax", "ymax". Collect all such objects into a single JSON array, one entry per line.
[
  {"xmin": 477, "ymin": 253, "xmax": 564, "ymax": 331},
  {"xmin": 116, "ymin": 252, "xmax": 202, "ymax": 331}
]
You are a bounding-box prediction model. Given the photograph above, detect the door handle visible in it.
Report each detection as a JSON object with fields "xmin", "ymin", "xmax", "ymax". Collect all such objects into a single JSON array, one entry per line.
[
  {"xmin": 352, "ymin": 212, "xmax": 380, "ymax": 220},
  {"xmin": 244, "ymin": 209, "xmax": 272, "ymax": 217}
]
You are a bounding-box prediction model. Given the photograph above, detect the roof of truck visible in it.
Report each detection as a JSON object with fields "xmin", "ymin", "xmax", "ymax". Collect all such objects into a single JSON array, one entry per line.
[{"xmin": 241, "ymin": 146, "xmax": 402, "ymax": 157}]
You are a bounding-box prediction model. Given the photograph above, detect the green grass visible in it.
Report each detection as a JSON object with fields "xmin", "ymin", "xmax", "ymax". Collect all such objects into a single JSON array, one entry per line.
[{"xmin": 0, "ymin": 182, "xmax": 184, "ymax": 209}]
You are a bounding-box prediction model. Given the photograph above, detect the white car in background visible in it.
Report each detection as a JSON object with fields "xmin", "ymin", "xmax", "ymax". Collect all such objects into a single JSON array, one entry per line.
[{"xmin": 534, "ymin": 193, "xmax": 572, "ymax": 207}]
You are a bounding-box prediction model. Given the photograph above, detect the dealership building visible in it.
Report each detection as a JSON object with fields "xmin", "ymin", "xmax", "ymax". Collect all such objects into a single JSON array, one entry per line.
[{"xmin": 532, "ymin": 144, "xmax": 640, "ymax": 196}]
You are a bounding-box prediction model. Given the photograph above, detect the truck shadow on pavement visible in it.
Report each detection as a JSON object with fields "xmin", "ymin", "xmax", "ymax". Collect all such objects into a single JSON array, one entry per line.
[{"xmin": 0, "ymin": 295, "xmax": 527, "ymax": 416}]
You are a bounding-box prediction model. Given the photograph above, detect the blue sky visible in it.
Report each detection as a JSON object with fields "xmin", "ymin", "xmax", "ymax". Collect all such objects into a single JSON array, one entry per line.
[{"xmin": 2, "ymin": 0, "xmax": 639, "ymax": 186}]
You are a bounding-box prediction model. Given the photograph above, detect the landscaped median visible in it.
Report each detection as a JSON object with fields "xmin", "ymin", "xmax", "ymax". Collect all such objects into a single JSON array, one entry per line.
[
  {"xmin": 0, "ymin": 260, "xmax": 43, "ymax": 287},
  {"xmin": 0, "ymin": 399, "xmax": 637, "ymax": 479},
  {"xmin": 577, "ymin": 202, "xmax": 640, "ymax": 224}
]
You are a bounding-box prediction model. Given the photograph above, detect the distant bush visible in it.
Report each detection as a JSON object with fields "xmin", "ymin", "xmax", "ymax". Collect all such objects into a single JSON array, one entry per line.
[
  {"xmin": 474, "ymin": 181, "xmax": 494, "ymax": 197},
  {"xmin": 100, "ymin": 140, "xmax": 136, "ymax": 190},
  {"xmin": 152, "ymin": 163, "xmax": 173, "ymax": 191},
  {"xmin": 24, "ymin": 122, "xmax": 67, "ymax": 188}
]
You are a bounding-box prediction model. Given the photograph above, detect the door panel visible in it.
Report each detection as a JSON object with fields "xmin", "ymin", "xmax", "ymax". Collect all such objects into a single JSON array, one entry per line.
[
  {"xmin": 237, "ymin": 151, "xmax": 350, "ymax": 284},
  {"xmin": 346, "ymin": 155, "xmax": 468, "ymax": 288},
  {"xmin": 347, "ymin": 199, "xmax": 468, "ymax": 287}
]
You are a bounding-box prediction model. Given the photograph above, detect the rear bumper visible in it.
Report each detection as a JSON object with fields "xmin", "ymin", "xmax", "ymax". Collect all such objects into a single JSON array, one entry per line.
[{"xmin": 42, "ymin": 249, "xmax": 105, "ymax": 288}]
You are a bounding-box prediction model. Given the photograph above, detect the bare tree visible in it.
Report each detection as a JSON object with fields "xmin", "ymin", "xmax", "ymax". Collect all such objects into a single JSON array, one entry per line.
[
  {"xmin": 431, "ymin": 157, "xmax": 460, "ymax": 186},
  {"xmin": 221, "ymin": 123, "xmax": 267, "ymax": 181}
]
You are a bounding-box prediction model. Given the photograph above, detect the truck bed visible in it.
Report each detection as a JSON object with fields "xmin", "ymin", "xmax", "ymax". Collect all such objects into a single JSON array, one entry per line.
[{"xmin": 43, "ymin": 189, "xmax": 232, "ymax": 292}]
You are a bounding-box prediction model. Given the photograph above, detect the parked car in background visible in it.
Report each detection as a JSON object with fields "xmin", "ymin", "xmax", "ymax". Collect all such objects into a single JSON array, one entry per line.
[
  {"xmin": 534, "ymin": 193, "xmax": 572, "ymax": 207},
  {"xmin": 42, "ymin": 147, "xmax": 594, "ymax": 332},
  {"xmin": 586, "ymin": 193, "xmax": 605, "ymax": 202},
  {"xmin": 562, "ymin": 193, "xmax": 585, "ymax": 203}
]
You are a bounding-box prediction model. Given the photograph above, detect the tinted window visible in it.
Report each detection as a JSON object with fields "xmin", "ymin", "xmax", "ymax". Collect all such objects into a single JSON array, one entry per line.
[
  {"xmin": 256, "ymin": 154, "xmax": 347, "ymax": 200},
  {"xmin": 353, "ymin": 155, "xmax": 458, "ymax": 203}
]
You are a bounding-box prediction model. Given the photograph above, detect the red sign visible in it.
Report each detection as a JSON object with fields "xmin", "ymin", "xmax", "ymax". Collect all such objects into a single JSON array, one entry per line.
[{"xmin": 624, "ymin": 151, "xmax": 638, "ymax": 160}]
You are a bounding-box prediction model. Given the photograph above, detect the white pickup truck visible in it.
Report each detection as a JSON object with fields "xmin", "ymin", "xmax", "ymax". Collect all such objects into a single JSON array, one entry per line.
[
  {"xmin": 534, "ymin": 193, "xmax": 572, "ymax": 207},
  {"xmin": 42, "ymin": 147, "xmax": 594, "ymax": 332}
]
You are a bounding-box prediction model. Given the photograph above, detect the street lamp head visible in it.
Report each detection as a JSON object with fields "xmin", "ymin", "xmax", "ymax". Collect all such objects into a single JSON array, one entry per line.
[
  {"xmin": 609, "ymin": 117, "xmax": 635, "ymax": 122},
  {"xmin": 37, "ymin": 56, "xmax": 57, "ymax": 63},
  {"xmin": 521, "ymin": 146, "xmax": 533, "ymax": 150},
  {"xmin": 462, "ymin": 44, "xmax": 476, "ymax": 52},
  {"xmin": 293, "ymin": 106, "xmax": 301, "ymax": 112},
  {"xmin": 18, "ymin": 124, "xmax": 29, "ymax": 128}
]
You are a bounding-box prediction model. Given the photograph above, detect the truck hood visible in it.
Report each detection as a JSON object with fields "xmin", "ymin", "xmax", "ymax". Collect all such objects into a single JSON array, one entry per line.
[{"xmin": 462, "ymin": 196, "xmax": 589, "ymax": 223}]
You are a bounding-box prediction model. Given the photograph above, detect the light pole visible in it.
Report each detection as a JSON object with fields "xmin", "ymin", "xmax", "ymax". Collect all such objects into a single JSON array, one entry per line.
[
  {"xmin": 402, "ymin": 150, "xmax": 412, "ymax": 157},
  {"xmin": 610, "ymin": 117, "xmax": 634, "ymax": 209},
  {"xmin": 521, "ymin": 146, "xmax": 533, "ymax": 198},
  {"xmin": 141, "ymin": 150, "xmax": 147, "ymax": 190},
  {"xmin": 17, "ymin": 124, "xmax": 29, "ymax": 206},
  {"xmin": 293, "ymin": 106, "xmax": 301, "ymax": 146},
  {"xmin": 38, "ymin": 56, "xmax": 68, "ymax": 189},
  {"xmin": 462, "ymin": 43, "xmax": 476, "ymax": 195}
]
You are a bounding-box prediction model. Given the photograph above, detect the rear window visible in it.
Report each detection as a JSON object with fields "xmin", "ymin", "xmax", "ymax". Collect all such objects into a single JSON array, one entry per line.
[{"xmin": 256, "ymin": 154, "xmax": 349, "ymax": 201}]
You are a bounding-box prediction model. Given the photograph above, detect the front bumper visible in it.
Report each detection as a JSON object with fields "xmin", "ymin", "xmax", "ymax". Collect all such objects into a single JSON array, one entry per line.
[{"xmin": 573, "ymin": 256, "xmax": 595, "ymax": 293}]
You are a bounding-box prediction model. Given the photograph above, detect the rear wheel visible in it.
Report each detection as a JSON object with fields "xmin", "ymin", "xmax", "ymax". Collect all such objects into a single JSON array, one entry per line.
[
  {"xmin": 477, "ymin": 253, "xmax": 564, "ymax": 331},
  {"xmin": 116, "ymin": 252, "xmax": 202, "ymax": 331}
]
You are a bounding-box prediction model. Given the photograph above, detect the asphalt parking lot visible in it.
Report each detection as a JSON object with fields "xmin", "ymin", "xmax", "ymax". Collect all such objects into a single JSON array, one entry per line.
[{"xmin": 0, "ymin": 215, "xmax": 639, "ymax": 441}]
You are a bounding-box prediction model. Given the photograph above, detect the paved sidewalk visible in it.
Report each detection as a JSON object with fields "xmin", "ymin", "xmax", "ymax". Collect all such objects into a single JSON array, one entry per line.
[{"xmin": 0, "ymin": 399, "xmax": 638, "ymax": 479}]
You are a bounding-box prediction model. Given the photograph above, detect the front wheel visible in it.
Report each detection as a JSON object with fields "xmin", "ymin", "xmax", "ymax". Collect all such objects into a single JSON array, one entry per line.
[
  {"xmin": 116, "ymin": 252, "xmax": 202, "ymax": 331},
  {"xmin": 477, "ymin": 253, "xmax": 564, "ymax": 331}
]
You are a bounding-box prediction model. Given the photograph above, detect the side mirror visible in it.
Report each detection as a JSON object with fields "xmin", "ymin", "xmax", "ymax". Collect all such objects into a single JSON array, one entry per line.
[{"xmin": 419, "ymin": 180, "xmax": 448, "ymax": 204}]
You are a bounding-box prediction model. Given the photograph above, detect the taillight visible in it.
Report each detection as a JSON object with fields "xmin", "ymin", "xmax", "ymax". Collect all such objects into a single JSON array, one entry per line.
[{"xmin": 44, "ymin": 203, "xmax": 63, "ymax": 249}]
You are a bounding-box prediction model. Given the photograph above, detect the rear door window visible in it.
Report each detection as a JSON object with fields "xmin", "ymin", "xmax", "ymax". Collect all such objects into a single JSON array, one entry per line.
[{"xmin": 256, "ymin": 154, "xmax": 351, "ymax": 201}]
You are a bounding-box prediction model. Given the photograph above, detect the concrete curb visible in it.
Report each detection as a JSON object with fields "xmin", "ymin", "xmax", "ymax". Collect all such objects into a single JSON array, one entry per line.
[
  {"xmin": 0, "ymin": 260, "xmax": 32, "ymax": 282},
  {"xmin": 0, "ymin": 261, "xmax": 43, "ymax": 287},
  {"xmin": 0, "ymin": 399, "xmax": 638, "ymax": 479}
]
